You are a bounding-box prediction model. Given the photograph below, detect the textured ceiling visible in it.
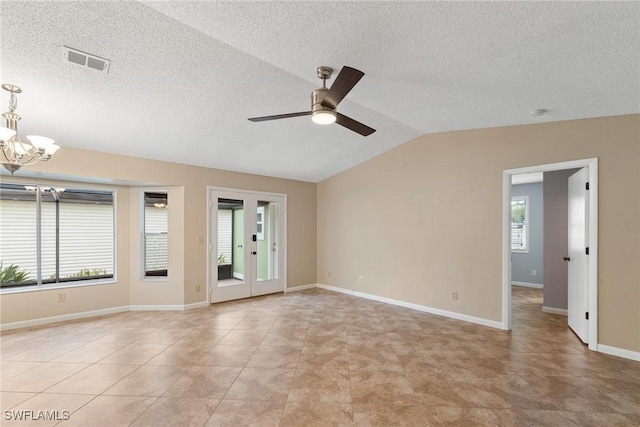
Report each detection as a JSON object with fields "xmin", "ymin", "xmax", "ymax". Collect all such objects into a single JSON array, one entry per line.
[{"xmin": 1, "ymin": 1, "xmax": 638, "ymax": 182}]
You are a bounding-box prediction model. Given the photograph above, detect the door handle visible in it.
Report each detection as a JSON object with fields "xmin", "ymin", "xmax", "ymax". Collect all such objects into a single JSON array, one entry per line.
[
  {"xmin": 563, "ymin": 256, "xmax": 571, "ymax": 262},
  {"xmin": 252, "ymin": 251, "xmax": 257, "ymax": 255}
]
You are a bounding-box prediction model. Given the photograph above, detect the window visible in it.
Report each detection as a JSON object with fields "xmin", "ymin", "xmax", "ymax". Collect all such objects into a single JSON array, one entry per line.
[
  {"xmin": 0, "ymin": 183, "xmax": 115, "ymax": 289},
  {"xmin": 256, "ymin": 205, "xmax": 265, "ymax": 241},
  {"xmin": 511, "ymin": 196, "xmax": 529, "ymax": 252},
  {"xmin": 143, "ymin": 192, "xmax": 168, "ymax": 278},
  {"xmin": 217, "ymin": 208, "xmax": 232, "ymax": 266}
]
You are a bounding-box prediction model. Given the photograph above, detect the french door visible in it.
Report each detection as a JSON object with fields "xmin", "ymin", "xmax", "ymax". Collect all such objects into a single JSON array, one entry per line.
[{"xmin": 209, "ymin": 188, "xmax": 286, "ymax": 303}]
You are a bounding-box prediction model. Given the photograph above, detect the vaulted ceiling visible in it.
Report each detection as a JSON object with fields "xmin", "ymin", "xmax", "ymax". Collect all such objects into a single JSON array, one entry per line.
[{"xmin": 1, "ymin": 1, "xmax": 638, "ymax": 182}]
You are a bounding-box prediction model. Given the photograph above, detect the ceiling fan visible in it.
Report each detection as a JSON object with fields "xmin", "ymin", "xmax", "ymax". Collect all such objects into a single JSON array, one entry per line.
[{"xmin": 248, "ymin": 66, "xmax": 376, "ymax": 136}]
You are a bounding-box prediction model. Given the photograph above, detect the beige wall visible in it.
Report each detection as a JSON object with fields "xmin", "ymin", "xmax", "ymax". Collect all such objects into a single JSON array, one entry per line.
[
  {"xmin": 2, "ymin": 115, "xmax": 638, "ymax": 355},
  {"xmin": 1, "ymin": 148, "xmax": 317, "ymax": 324},
  {"xmin": 318, "ymin": 115, "xmax": 640, "ymax": 353}
]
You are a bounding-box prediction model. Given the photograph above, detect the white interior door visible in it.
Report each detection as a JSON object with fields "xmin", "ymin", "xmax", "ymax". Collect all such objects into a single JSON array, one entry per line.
[
  {"xmin": 567, "ymin": 168, "xmax": 589, "ymax": 343},
  {"xmin": 210, "ymin": 189, "xmax": 285, "ymax": 303}
]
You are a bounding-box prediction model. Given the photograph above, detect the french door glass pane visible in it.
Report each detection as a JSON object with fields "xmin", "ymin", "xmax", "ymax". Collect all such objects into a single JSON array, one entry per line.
[
  {"xmin": 257, "ymin": 201, "xmax": 279, "ymax": 282},
  {"xmin": 218, "ymin": 198, "xmax": 244, "ymax": 286}
]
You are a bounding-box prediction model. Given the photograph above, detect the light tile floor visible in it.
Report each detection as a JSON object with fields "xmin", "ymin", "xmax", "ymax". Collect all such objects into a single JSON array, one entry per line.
[{"xmin": 1, "ymin": 287, "xmax": 639, "ymax": 426}]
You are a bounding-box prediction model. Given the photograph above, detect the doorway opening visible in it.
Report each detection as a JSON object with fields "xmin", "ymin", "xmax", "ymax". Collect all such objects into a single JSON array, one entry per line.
[{"xmin": 502, "ymin": 158, "xmax": 598, "ymax": 351}]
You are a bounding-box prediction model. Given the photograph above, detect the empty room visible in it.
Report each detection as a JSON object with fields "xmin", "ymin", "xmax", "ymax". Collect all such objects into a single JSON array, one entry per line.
[{"xmin": 0, "ymin": 1, "xmax": 639, "ymax": 426}]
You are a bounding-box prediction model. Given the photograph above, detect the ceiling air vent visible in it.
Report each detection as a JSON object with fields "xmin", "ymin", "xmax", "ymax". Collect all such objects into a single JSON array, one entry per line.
[{"xmin": 64, "ymin": 46, "xmax": 110, "ymax": 73}]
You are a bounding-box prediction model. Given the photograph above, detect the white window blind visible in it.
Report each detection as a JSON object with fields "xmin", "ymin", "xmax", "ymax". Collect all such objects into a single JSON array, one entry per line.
[
  {"xmin": 0, "ymin": 183, "xmax": 115, "ymax": 287},
  {"xmin": 143, "ymin": 192, "xmax": 168, "ymax": 278},
  {"xmin": 217, "ymin": 209, "xmax": 232, "ymax": 265}
]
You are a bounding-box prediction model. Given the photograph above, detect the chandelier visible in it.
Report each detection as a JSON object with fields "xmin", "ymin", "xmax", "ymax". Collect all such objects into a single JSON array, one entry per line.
[{"xmin": 0, "ymin": 83, "xmax": 60, "ymax": 174}]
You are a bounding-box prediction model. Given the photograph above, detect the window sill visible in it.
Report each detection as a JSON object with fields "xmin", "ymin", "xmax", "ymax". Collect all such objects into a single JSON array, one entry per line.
[
  {"xmin": 511, "ymin": 249, "xmax": 530, "ymax": 254},
  {"xmin": 0, "ymin": 278, "xmax": 117, "ymax": 295},
  {"xmin": 142, "ymin": 277, "xmax": 169, "ymax": 282}
]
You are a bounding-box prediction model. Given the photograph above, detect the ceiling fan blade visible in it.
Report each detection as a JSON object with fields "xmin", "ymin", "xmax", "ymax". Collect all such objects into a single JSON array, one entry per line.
[
  {"xmin": 321, "ymin": 66, "xmax": 364, "ymax": 109},
  {"xmin": 335, "ymin": 113, "xmax": 376, "ymax": 136},
  {"xmin": 248, "ymin": 111, "xmax": 311, "ymax": 122}
]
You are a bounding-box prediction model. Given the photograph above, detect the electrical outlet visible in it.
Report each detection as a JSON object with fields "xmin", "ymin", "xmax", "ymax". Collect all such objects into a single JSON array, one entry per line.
[
  {"xmin": 195, "ymin": 284, "xmax": 201, "ymax": 293},
  {"xmin": 57, "ymin": 293, "xmax": 66, "ymax": 302},
  {"xmin": 452, "ymin": 291, "xmax": 459, "ymax": 301},
  {"xmin": 358, "ymin": 275, "xmax": 363, "ymax": 285},
  {"xmin": 197, "ymin": 236, "xmax": 204, "ymax": 245},
  {"xmin": 531, "ymin": 269, "xmax": 537, "ymax": 277},
  {"xmin": 327, "ymin": 271, "xmax": 332, "ymax": 278}
]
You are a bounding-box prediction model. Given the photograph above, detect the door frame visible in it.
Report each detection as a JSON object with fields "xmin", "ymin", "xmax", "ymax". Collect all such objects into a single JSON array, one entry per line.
[
  {"xmin": 501, "ymin": 158, "xmax": 598, "ymax": 351},
  {"xmin": 206, "ymin": 186, "xmax": 287, "ymax": 304}
]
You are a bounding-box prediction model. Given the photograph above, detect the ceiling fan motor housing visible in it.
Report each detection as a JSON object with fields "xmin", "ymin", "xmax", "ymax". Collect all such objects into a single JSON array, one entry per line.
[{"xmin": 311, "ymin": 88, "xmax": 333, "ymax": 114}]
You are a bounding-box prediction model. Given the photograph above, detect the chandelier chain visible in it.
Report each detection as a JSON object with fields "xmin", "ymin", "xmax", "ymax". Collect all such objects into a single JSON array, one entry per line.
[{"xmin": 8, "ymin": 93, "xmax": 17, "ymax": 113}]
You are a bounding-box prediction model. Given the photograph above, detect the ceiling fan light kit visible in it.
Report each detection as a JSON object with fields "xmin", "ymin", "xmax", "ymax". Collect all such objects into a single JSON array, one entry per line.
[
  {"xmin": 0, "ymin": 83, "xmax": 60, "ymax": 174},
  {"xmin": 311, "ymin": 110, "xmax": 336, "ymax": 125},
  {"xmin": 249, "ymin": 66, "xmax": 376, "ymax": 136}
]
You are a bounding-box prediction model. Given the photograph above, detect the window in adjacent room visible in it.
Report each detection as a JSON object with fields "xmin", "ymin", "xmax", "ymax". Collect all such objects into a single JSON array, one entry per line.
[
  {"xmin": 0, "ymin": 182, "xmax": 115, "ymax": 289},
  {"xmin": 256, "ymin": 205, "xmax": 265, "ymax": 241},
  {"xmin": 511, "ymin": 196, "xmax": 529, "ymax": 253},
  {"xmin": 143, "ymin": 192, "xmax": 168, "ymax": 278}
]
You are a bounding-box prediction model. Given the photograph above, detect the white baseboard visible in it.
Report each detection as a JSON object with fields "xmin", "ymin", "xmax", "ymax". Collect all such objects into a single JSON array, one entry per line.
[
  {"xmin": 316, "ymin": 283, "xmax": 503, "ymax": 330},
  {"xmin": 132, "ymin": 302, "xmax": 211, "ymax": 311},
  {"xmin": 512, "ymin": 281, "xmax": 544, "ymax": 289},
  {"xmin": 597, "ymin": 344, "xmax": 640, "ymax": 362},
  {"xmin": 0, "ymin": 306, "xmax": 129, "ymax": 331},
  {"xmin": 1, "ymin": 301, "xmax": 212, "ymax": 331},
  {"xmin": 285, "ymin": 284, "xmax": 317, "ymax": 293},
  {"xmin": 541, "ymin": 306, "xmax": 568, "ymax": 316},
  {"xmin": 129, "ymin": 304, "xmax": 187, "ymax": 311},
  {"xmin": 184, "ymin": 301, "xmax": 209, "ymax": 310}
]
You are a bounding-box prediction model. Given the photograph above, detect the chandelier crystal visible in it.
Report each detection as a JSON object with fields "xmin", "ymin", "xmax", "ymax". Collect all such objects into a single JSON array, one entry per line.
[{"xmin": 0, "ymin": 84, "xmax": 60, "ymax": 174}]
